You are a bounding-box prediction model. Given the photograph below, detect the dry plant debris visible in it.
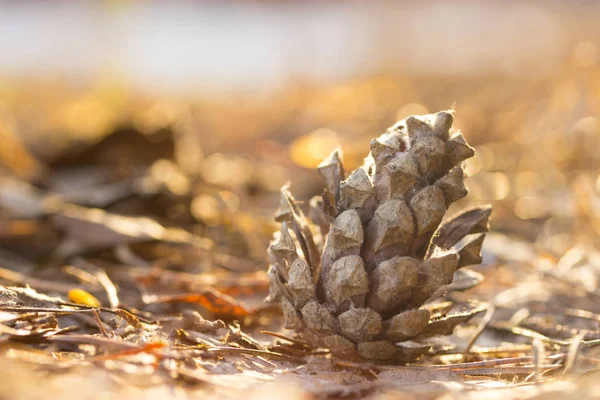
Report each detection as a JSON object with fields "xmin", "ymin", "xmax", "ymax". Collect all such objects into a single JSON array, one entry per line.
[{"xmin": 1, "ymin": 62, "xmax": 600, "ymax": 398}]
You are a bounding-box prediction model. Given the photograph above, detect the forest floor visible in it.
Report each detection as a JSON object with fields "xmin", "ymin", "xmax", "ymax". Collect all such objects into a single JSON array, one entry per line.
[{"xmin": 1, "ymin": 63, "xmax": 600, "ymax": 399}]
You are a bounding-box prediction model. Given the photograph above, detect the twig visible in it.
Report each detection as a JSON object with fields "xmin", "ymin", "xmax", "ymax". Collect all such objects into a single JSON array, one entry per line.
[
  {"xmin": 489, "ymin": 321, "xmax": 570, "ymax": 346},
  {"xmin": 207, "ymin": 346, "xmax": 302, "ymax": 363},
  {"xmin": 455, "ymin": 365, "xmax": 562, "ymax": 376},
  {"xmin": 92, "ymin": 308, "xmax": 110, "ymax": 337},
  {"xmin": 527, "ymin": 301, "xmax": 600, "ymax": 322},
  {"xmin": 457, "ymin": 345, "xmax": 532, "ymax": 356},
  {"xmin": 463, "ymin": 303, "xmax": 495, "ymax": 355},
  {"xmin": 95, "ymin": 269, "xmax": 119, "ymax": 309},
  {"xmin": 0, "ymin": 305, "xmax": 155, "ymax": 324},
  {"xmin": 335, "ymin": 354, "xmax": 565, "ymax": 372},
  {"xmin": 531, "ymin": 338, "xmax": 546, "ymax": 383},
  {"xmin": 46, "ymin": 334, "xmax": 150, "ymax": 350},
  {"xmin": 260, "ymin": 330, "xmax": 310, "ymax": 347},
  {"xmin": 0, "ymin": 266, "xmax": 77, "ymax": 293},
  {"xmin": 0, "ymin": 306, "xmax": 91, "ymax": 314},
  {"xmin": 62, "ymin": 264, "xmax": 99, "ymax": 285},
  {"xmin": 562, "ymin": 332, "xmax": 585, "ymax": 377}
]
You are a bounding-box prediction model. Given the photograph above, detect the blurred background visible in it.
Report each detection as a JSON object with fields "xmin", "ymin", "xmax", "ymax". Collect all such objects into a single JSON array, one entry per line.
[{"xmin": 1, "ymin": 0, "xmax": 600, "ymax": 268}]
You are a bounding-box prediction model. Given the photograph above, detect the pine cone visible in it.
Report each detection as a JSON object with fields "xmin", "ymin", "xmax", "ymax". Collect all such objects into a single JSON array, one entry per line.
[{"xmin": 267, "ymin": 110, "xmax": 491, "ymax": 362}]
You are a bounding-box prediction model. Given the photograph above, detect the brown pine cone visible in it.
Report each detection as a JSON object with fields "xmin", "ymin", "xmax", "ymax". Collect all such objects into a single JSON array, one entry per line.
[{"xmin": 267, "ymin": 110, "xmax": 491, "ymax": 362}]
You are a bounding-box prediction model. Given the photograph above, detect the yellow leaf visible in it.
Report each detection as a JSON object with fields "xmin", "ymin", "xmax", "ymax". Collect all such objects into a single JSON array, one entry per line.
[{"xmin": 68, "ymin": 289, "xmax": 101, "ymax": 307}]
